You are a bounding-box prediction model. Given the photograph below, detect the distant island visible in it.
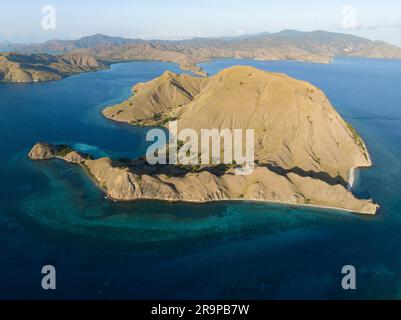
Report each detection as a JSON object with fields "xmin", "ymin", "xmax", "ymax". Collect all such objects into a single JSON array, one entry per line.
[
  {"xmin": 3, "ymin": 30, "xmax": 401, "ymax": 83},
  {"xmin": 29, "ymin": 65, "xmax": 378, "ymax": 215}
]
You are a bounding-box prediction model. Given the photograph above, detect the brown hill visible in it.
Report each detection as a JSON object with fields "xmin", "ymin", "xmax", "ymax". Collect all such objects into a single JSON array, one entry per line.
[
  {"xmin": 0, "ymin": 52, "xmax": 107, "ymax": 82},
  {"xmin": 103, "ymin": 66, "xmax": 370, "ymax": 182}
]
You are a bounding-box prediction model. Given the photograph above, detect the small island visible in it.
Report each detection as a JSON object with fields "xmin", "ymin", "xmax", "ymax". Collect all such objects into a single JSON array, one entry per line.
[{"xmin": 29, "ymin": 66, "xmax": 378, "ymax": 215}]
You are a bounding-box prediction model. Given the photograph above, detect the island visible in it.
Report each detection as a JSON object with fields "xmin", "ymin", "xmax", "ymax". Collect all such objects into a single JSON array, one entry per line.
[
  {"xmin": 29, "ymin": 65, "xmax": 379, "ymax": 215},
  {"xmin": 4, "ymin": 30, "xmax": 401, "ymax": 83}
]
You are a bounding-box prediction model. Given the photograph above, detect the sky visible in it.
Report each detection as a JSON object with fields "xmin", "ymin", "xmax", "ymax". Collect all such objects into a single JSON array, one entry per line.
[{"xmin": 1, "ymin": 0, "xmax": 401, "ymax": 45}]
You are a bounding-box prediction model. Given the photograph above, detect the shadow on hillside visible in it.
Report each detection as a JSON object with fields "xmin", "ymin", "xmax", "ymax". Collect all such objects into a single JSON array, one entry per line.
[{"xmin": 264, "ymin": 163, "xmax": 348, "ymax": 188}]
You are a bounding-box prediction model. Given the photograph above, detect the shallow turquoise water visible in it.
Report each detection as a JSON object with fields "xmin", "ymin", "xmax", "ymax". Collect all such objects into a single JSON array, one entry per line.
[{"xmin": 0, "ymin": 58, "xmax": 400, "ymax": 299}]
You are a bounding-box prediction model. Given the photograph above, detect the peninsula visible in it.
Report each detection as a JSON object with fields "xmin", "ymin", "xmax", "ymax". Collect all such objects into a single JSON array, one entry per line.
[
  {"xmin": 29, "ymin": 65, "xmax": 378, "ymax": 215},
  {"xmin": 0, "ymin": 52, "xmax": 107, "ymax": 83}
]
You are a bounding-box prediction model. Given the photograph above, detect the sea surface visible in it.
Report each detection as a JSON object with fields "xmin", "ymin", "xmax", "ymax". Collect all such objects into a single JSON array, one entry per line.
[{"xmin": 0, "ymin": 58, "xmax": 400, "ymax": 299}]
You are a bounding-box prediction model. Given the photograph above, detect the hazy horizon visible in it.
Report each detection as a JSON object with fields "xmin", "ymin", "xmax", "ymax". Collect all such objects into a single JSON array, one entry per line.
[
  {"xmin": 2, "ymin": 29, "xmax": 401, "ymax": 47},
  {"xmin": 1, "ymin": 0, "xmax": 401, "ymax": 46}
]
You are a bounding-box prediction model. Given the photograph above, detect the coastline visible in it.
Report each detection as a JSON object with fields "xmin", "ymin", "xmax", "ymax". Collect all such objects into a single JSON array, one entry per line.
[
  {"xmin": 80, "ymin": 160, "xmax": 378, "ymax": 216},
  {"xmin": 103, "ymin": 193, "xmax": 378, "ymax": 216},
  {"xmin": 348, "ymin": 134, "xmax": 374, "ymax": 190},
  {"xmin": 0, "ymin": 55, "xmax": 344, "ymax": 84},
  {"xmin": 28, "ymin": 148, "xmax": 378, "ymax": 216},
  {"xmin": 3, "ymin": 54, "xmax": 398, "ymax": 84}
]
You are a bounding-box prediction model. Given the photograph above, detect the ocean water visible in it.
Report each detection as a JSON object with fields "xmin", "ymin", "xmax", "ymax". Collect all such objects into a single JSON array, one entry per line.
[{"xmin": 0, "ymin": 58, "xmax": 400, "ymax": 299}]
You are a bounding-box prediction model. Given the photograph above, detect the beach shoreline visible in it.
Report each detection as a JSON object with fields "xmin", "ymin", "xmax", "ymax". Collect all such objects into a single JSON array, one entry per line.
[{"xmin": 103, "ymin": 193, "xmax": 378, "ymax": 216}]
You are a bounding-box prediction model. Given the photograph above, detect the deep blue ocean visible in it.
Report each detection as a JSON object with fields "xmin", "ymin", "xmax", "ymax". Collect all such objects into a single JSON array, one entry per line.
[{"xmin": 0, "ymin": 58, "xmax": 400, "ymax": 299}]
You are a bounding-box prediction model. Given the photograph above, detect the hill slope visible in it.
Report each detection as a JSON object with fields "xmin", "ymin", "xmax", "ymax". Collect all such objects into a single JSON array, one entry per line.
[
  {"xmin": 0, "ymin": 52, "xmax": 107, "ymax": 82},
  {"xmin": 103, "ymin": 65, "xmax": 370, "ymax": 181}
]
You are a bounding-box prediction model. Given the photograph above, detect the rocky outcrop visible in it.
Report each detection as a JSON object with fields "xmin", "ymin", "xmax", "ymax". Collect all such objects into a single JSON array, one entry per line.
[
  {"xmin": 28, "ymin": 143, "xmax": 58, "ymax": 160},
  {"xmin": 29, "ymin": 143, "xmax": 91, "ymax": 163}
]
